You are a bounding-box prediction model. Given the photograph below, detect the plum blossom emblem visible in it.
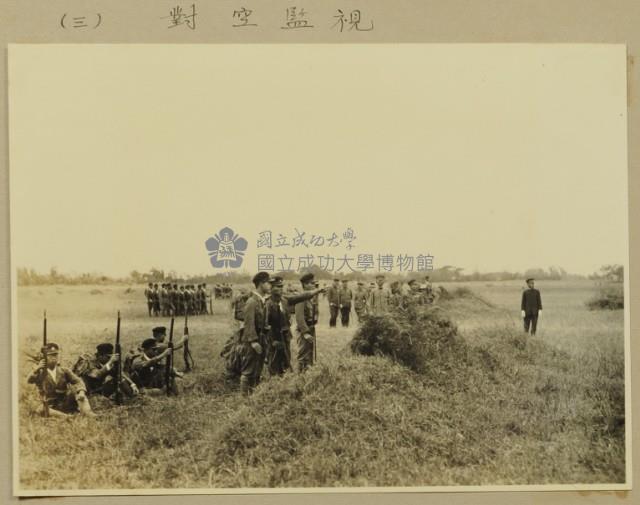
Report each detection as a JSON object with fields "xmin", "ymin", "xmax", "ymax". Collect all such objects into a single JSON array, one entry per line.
[{"xmin": 205, "ymin": 227, "xmax": 248, "ymax": 268}]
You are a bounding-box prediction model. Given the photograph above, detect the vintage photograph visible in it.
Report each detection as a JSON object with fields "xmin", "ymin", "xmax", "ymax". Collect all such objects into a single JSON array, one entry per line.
[{"xmin": 9, "ymin": 44, "xmax": 629, "ymax": 494}]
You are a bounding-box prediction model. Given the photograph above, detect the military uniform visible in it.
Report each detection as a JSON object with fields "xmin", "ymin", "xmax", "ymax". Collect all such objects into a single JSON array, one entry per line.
[
  {"xmin": 295, "ymin": 283, "xmax": 317, "ymax": 372},
  {"xmin": 353, "ymin": 285, "xmax": 369, "ymax": 322},
  {"xmin": 369, "ymin": 283, "xmax": 392, "ymax": 314},
  {"xmin": 28, "ymin": 353, "xmax": 87, "ymax": 414},
  {"xmin": 144, "ymin": 285, "xmax": 153, "ymax": 316},
  {"xmin": 73, "ymin": 352, "xmax": 136, "ymax": 398},
  {"xmin": 338, "ymin": 284, "xmax": 353, "ymax": 327},
  {"xmin": 326, "ymin": 282, "xmax": 341, "ymax": 327}
]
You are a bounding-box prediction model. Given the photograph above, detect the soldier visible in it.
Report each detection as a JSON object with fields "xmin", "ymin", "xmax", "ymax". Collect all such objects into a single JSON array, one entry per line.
[
  {"xmin": 521, "ymin": 278, "xmax": 543, "ymax": 335},
  {"xmin": 158, "ymin": 284, "xmax": 167, "ymax": 316},
  {"xmin": 369, "ymin": 274, "xmax": 391, "ymax": 314},
  {"xmin": 128, "ymin": 338, "xmax": 177, "ymax": 394},
  {"xmin": 407, "ymin": 279, "xmax": 423, "ymax": 304},
  {"xmin": 326, "ymin": 278, "xmax": 341, "ymax": 328},
  {"xmin": 144, "ymin": 283, "xmax": 153, "ymax": 317},
  {"xmin": 353, "ymin": 281, "xmax": 369, "ymax": 322},
  {"xmin": 225, "ymin": 272, "xmax": 271, "ymax": 393},
  {"xmin": 152, "ymin": 283, "xmax": 161, "ymax": 316},
  {"xmin": 424, "ymin": 275, "xmax": 435, "ymax": 303},
  {"xmin": 28, "ymin": 342, "xmax": 95, "ymax": 417},
  {"xmin": 177, "ymin": 286, "xmax": 186, "ymax": 316},
  {"xmin": 295, "ymin": 273, "xmax": 319, "ymax": 372},
  {"xmin": 73, "ymin": 343, "xmax": 139, "ymax": 399},
  {"xmin": 265, "ymin": 276, "xmax": 324, "ymax": 376},
  {"xmin": 338, "ymin": 279, "xmax": 353, "ymax": 327}
]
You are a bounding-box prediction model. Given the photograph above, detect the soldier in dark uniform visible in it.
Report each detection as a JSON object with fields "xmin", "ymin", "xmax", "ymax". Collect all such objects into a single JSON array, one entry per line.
[
  {"xmin": 27, "ymin": 342, "xmax": 95, "ymax": 417},
  {"xmin": 73, "ymin": 343, "xmax": 139, "ymax": 399},
  {"xmin": 225, "ymin": 272, "xmax": 271, "ymax": 394},
  {"xmin": 338, "ymin": 279, "xmax": 353, "ymax": 327},
  {"xmin": 128, "ymin": 338, "xmax": 177, "ymax": 394},
  {"xmin": 152, "ymin": 283, "xmax": 161, "ymax": 316},
  {"xmin": 144, "ymin": 283, "xmax": 153, "ymax": 316},
  {"xmin": 326, "ymin": 278, "xmax": 341, "ymax": 328},
  {"xmin": 353, "ymin": 281, "xmax": 369, "ymax": 322},
  {"xmin": 521, "ymin": 278, "xmax": 543, "ymax": 335},
  {"xmin": 295, "ymin": 273, "xmax": 319, "ymax": 372},
  {"xmin": 265, "ymin": 276, "xmax": 323, "ymax": 376},
  {"xmin": 177, "ymin": 286, "xmax": 186, "ymax": 316}
]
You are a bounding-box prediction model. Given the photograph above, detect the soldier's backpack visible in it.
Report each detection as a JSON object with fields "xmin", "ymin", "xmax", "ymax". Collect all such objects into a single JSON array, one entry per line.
[{"xmin": 72, "ymin": 353, "xmax": 94, "ymax": 377}]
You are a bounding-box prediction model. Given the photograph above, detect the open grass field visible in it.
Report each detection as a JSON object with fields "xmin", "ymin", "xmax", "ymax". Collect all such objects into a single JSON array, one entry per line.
[{"xmin": 14, "ymin": 279, "xmax": 626, "ymax": 490}]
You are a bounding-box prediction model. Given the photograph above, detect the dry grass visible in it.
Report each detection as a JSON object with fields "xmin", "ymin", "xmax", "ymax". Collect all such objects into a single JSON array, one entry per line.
[{"xmin": 16, "ymin": 280, "xmax": 625, "ymax": 489}]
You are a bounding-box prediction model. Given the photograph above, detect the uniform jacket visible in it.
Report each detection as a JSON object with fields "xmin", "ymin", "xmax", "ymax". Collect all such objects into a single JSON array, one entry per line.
[
  {"xmin": 28, "ymin": 365, "xmax": 85, "ymax": 400},
  {"xmin": 369, "ymin": 285, "xmax": 391, "ymax": 313},
  {"xmin": 295, "ymin": 290, "xmax": 317, "ymax": 334},
  {"xmin": 338, "ymin": 287, "xmax": 353, "ymax": 308},
  {"xmin": 521, "ymin": 288, "xmax": 542, "ymax": 315},
  {"xmin": 327, "ymin": 285, "xmax": 341, "ymax": 305},
  {"xmin": 240, "ymin": 292, "xmax": 267, "ymax": 344},
  {"xmin": 354, "ymin": 288, "xmax": 368, "ymax": 310}
]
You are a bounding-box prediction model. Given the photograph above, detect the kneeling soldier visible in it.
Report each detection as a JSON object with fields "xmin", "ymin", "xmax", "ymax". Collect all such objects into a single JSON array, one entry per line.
[
  {"xmin": 28, "ymin": 342, "xmax": 95, "ymax": 417},
  {"xmin": 128, "ymin": 338, "xmax": 178, "ymax": 394},
  {"xmin": 73, "ymin": 343, "xmax": 139, "ymax": 400}
]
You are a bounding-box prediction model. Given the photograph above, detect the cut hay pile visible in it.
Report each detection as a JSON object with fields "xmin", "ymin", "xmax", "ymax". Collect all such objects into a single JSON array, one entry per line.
[{"xmin": 350, "ymin": 306, "xmax": 467, "ymax": 376}]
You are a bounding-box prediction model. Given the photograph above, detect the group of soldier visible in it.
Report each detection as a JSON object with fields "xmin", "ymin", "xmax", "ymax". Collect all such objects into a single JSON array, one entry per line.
[
  {"xmin": 323, "ymin": 275, "xmax": 435, "ymax": 327},
  {"xmin": 27, "ymin": 272, "xmax": 438, "ymax": 415},
  {"xmin": 28, "ymin": 321, "xmax": 191, "ymax": 417},
  {"xmin": 144, "ymin": 283, "xmax": 211, "ymax": 317}
]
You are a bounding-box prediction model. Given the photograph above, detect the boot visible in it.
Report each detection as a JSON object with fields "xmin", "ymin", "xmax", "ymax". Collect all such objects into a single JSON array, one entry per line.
[{"xmin": 240, "ymin": 375, "xmax": 251, "ymax": 395}]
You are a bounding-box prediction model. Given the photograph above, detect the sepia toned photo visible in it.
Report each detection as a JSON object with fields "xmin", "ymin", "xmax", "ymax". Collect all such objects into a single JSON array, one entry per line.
[{"xmin": 8, "ymin": 44, "xmax": 630, "ymax": 495}]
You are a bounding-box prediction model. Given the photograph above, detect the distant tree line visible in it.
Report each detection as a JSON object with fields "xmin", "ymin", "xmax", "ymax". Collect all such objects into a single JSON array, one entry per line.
[{"xmin": 17, "ymin": 264, "xmax": 615, "ymax": 286}]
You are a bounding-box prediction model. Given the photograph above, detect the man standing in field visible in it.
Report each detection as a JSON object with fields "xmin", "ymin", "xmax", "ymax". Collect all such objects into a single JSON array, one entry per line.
[
  {"xmin": 28, "ymin": 343, "xmax": 96, "ymax": 417},
  {"xmin": 326, "ymin": 278, "xmax": 341, "ymax": 328},
  {"xmin": 338, "ymin": 279, "xmax": 353, "ymax": 327},
  {"xmin": 265, "ymin": 276, "xmax": 324, "ymax": 376},
  {"xmin": 295, "ymin": 273, "xmax": 318, "ymax": 372},
  {"xmin": 369, "ymin": 274, "xmax": 391, "ymax": 314},
  {"xmin": 144, "ymin": 283, "xmax": 154, "ymax": 317},
  {"xmin": 521, "ymin": 277, "xmax": 543, "ymax": 335},
  {"xmin": 353, "ymin": 281, "xmax": 369, "ymax": 322},
  {"xmin": 226, "ymin": 272, "xmax": 271, "ymax": 394}
]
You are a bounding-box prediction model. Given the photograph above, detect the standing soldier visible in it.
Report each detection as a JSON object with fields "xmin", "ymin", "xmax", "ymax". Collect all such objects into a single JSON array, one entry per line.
[
  {"xmin": 369, "ymin": 274, "xmax": 391, "ymax": 314},
  {"xmin": 226, "ymin": 272, "xmax": 271, "ymax": 394},
  {"xmin": 144, "ymin": 283, "xmax": 154, "ymax": 317},
  {"xmin": 326, "ymin": 278, "xmax": 341, "ymax": 328},
  {"xmin": 73, "ymin": 343, "xmax": 139, "ymax": 400},
  {"xmin": 159, "ymin": 284, "xmax": 167, "ymax": 317},
  {"xmin": 28, "ymin": 342, "xmax": 95, "ymax": 417},
  {"xmin": 521, "ymin": 278, "xmax": 543, "ymax": 336},
  {"xmin": 338, "ymin": 279, "xmax": 353, "ymax": 327},
  {"xmin": 353, "ymin": 281, "xmax": 369, "ymax": 322},
  {"xmin": 265, "ymin": 276, "xmax": 324, "ymax": 376},
  {"xmin": 177, "ymin": 286, "xmax": 186, "ymax": 316},
  {"xmin": 152, "ymin": 283, "xmax": 161, "ymax": 316},
  {"xmin": 295, "ymin": 273, "xmax": 319, "ymax": 372}
]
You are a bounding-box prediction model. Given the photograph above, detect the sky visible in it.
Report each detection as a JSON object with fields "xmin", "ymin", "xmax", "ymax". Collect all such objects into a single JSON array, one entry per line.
[{"xmin": 8, "ymin": 44, "xmax": 628, "ymax": 277}]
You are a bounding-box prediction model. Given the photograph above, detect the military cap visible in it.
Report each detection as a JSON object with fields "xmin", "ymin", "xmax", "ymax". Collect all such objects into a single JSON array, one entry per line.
[
  {"xmin": 141, "ymin": 338, "xmax": 158, "ymax": 350},
  {"xmin": 42, "ymin": 342, "xmax": 60, "ymax": 355},
  {"xmin": 341, "ymin": 278, "xmax": 349, "ymax": 282},
  {"xmin": 376, "ymin": 274, "xmax": 385, "ymax": 279},
  {"xmin": 357, "ymin": 281, "xmax": 364, "ymax": 285},
  {"xmin": 96, "ymin": 342, "xmax": 114, "ymax": 355},
  {"xmin": 152, "ymin": 326, "xmax": 167, "ymax": 336},
  {"xmin": 270, "ymin": 276, "xmax": 284, "ymax": 287},
  {"xmin": 252, "ymin": 271, "xmax": 271, "ymax": 286},
  {"xmin": 526, "ymin": 277, "xmax": 534, "ymax": 282},
  {"xmin": 408, "ymin": 279, "xmax": 417, "ymax": 286},
  {"xmin": 300, "ymin": 272, "xmax": 315, "ymax": 284}
]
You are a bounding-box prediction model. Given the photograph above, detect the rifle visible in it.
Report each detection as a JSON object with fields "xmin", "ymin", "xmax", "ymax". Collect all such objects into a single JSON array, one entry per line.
[
  {"xmin": 114, "ymin": 311, "xmax": 123, "ymax": 405},
  {"xmin": 41, "ymin": 310, "xmax": 49, "ymax": 417},
  {"xmin": 183, "ymin": 312, "xmax": 195, "ymax": 372},
  {"xmin": 165, "ymin": 315, "xmax": 174, "ymax": 396}
]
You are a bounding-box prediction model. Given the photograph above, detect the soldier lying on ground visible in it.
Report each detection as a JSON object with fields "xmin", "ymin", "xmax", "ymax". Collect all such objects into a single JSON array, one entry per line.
[{"xmin": 27, "ymin": 342, "xmax": 95, "ymax": 417}]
